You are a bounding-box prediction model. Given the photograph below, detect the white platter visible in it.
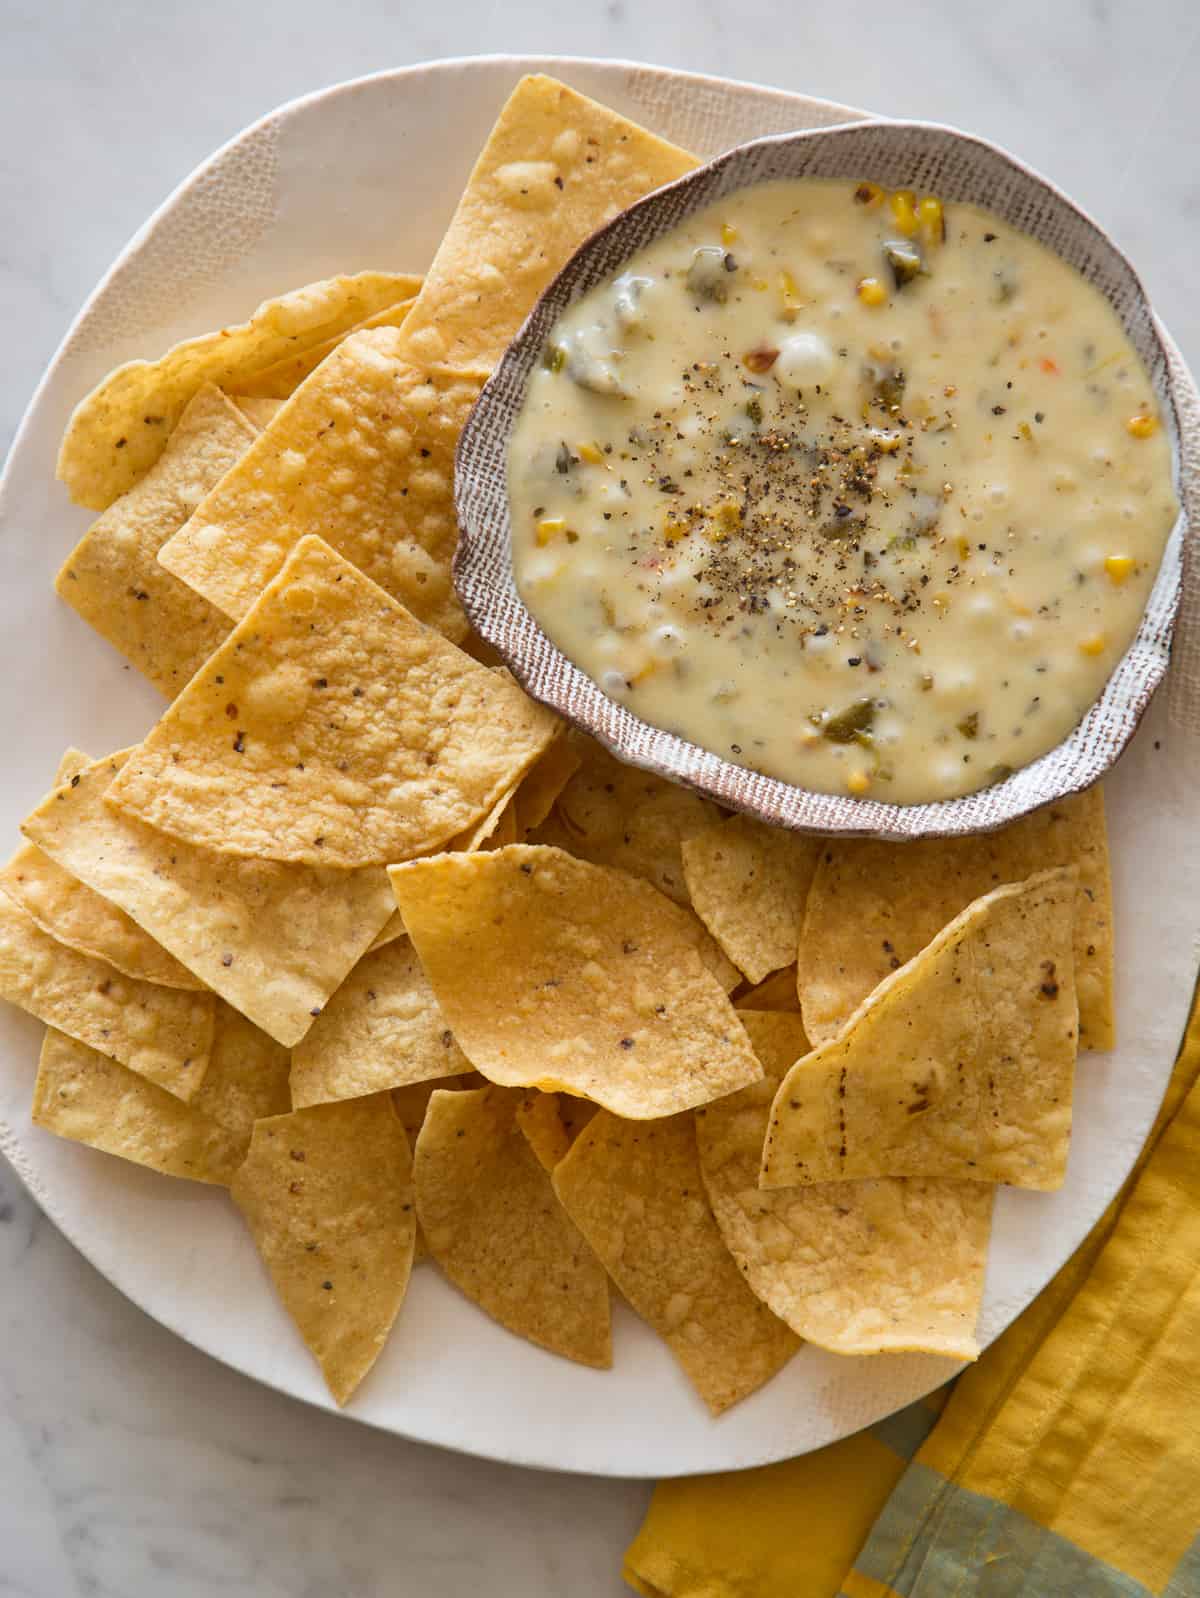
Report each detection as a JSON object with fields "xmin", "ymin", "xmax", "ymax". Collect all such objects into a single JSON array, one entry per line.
[{"xmin": 1, "ymin": 54, "xmax": 1198, "ymax": 1479}]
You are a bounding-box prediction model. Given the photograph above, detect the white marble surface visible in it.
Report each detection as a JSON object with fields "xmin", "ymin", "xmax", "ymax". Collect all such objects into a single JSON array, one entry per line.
[{"xmin": 2, "ymin": 3, "xmax": 1199, "ymax": 1594}]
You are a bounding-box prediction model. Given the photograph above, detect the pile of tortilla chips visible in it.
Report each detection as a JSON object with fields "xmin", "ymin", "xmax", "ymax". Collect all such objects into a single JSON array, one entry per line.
[{"xmin": 4, "ymin": 75, "xmax": 1115, "ymax": 1414}]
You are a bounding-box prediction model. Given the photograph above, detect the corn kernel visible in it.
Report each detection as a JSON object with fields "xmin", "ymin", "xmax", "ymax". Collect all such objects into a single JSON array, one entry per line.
[
  {"xmin": 629, "ymin": 658, "xmax": 664, "ymax": 686},
  {"xmin": 576, "ymin": 441, "xmax": 604, "ymax": 465},
  {"xmin": 889, "ymin": 189, "xmax": 919, "ymax": 236},
  {"xmin": 1126, "ymin": 412, "xmax": 1159, "ymax": 439},
  {"xmin": 847, "ymin": 769, "xmax": 872, "ymax": 796},
  {"xmin": 721, "ymin": 221, "xmax": 739, "ymax": 246},
  {"xmin": 779, "ymin": 268, "xmax": 802, "ymax": 319},
  {"xmin": 956, "ymin": 535, "xmax": 972, "ymax": 562},
  {"xmin": 853, "ymin": 181, "xmax": 884, "ymax": 207},
  {"xmin": 751, "ymin": 276, "xmax": 769, "ymax": 292},
  {"xmin": 1079, "ymin": 633, "xmax": 1107, "ymax": 656},
  {"xmin": 918, "ymin": 195, "xmax": 945, "ymax": 244},
  {"xmin": 1104, "ymin": 555, "xmax": 1136, "ymax": 584},
  {"xmin": 1006, "ymin": 593, "xmax": 1033, "ymax": 618},
  {"xmin": 536, "ymin": 517, "xmax": 565, "ymax": 546},
  {"xmin": 857, "ymin": 276, "xmax": 888, "ymax": 307}
]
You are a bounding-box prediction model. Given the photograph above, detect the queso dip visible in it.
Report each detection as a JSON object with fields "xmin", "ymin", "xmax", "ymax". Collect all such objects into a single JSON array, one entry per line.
[{"xmin": 508, "ymin": 179, "xmax": 1178, "ymax": 804}]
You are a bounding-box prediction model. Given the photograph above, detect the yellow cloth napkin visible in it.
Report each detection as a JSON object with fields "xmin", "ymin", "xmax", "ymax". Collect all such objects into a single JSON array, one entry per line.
[{"xmin": 624, "ymin": 997, "xmax": 1200, "ymax": 1598}]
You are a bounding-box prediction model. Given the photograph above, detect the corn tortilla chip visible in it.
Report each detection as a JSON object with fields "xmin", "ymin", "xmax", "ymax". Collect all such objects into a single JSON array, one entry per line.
[
  {"xmin": 734, "ymin": 964, "xmax": 801, "ymax": 1013},
  {"xmin": 157, "ymin": 79, "xmax": 695, "ymax": 634},
  {"xmin": 415, "ymin": 1084, "xmax": 611, "ymax": 1366},
  {"xmin": 392, "ymin": 1072, "xmax": 486, "ymax": 1143},
  {"xmin": 0, "ymin": 892, "xmax": 213, "ymax": 1099},
  {"xmin": 0, "ymin": 837, "xmax": 204, "ymax": 992},
  {"xmin": 553, "ymin": 1110, "xmax": 799, "ymax": 1412},
  {"xmin": 391, "ymin": 845, "xmax": 763, "ymax": 1119},
  {"xmin": 191, "ymin": 1003, "xmax": 292, "ymax": 1150},
  {"xmin": 1, "ymin": 749, "xmax": 201, "ymax": 990},
  {"xmin": 696, "ymin": 1011, "xmax": 992, "ymax": 1359},
  {"xmin": 514, "ymin": 1089, "xmax": 598, "ymax": 1171},
  {"xmin": 798, "ymin": 787, "xmax": 1113, "ymax": 1050},
  {"xmin": 456, "ymin": 783, "xmax": 520, "ymax": 852},
  {"xmin": 763, "ymin": 868, "xmax": 1080, "ymax": 1192},
  {"xmin": 21, "ymin": 751, "xmax": 395, "ymax": 1048},
  {"xmin": 513, "ymin": 734, "xmax": 581, "ymax": 835},
  {"xmin": 398, "ymin": 74, "xmax": 697, "ymax": 369},
  {"xmin": 531, "ymin": 731, "xmax": 719, "ymax": 907},
  {"xmin": 33, "ymin": 1028, "xmax": 242, "ymax": 1185},
  {"xmin": 231, "ymin": 1096, "xmax": 415, "ymax": 1405},
  {"xmin": 232, "ymin": 293, "xmax": 420, "ymax": 399},
  {"xmin": 110, "ymin": 537, "xmax": 561, "ymax": 868},
  {"xmin": 391, "ymin": 1072, "xmax": 486, "ymax": 1263},
  {"xmin": 682, "ymin": 815, "xmax": 820, "ymax": 985},
  {"xmin": 158, "ymin": 334, "xmax": 488, "ymax": 639},
  {"xmin": 53, "ymin": 750, "xmax": 92, "ymax": 786},
  {"xmin": 290, "ymin": 938, "xmax": 472, "ymax": 1108},
  {"xmin": 367, "ymin": 911, "xmax": 407, "ymax": 953},
  {"xmin": 55, "ymin": 385, "xmax": 254, "ymax": 695},
  {"xmin": 230, "ymin": 395, "xmax": 285, "ymax": 429},
  {"xmin": 58, "ymin": 272, "xmax": 421, "ymax": 509}
]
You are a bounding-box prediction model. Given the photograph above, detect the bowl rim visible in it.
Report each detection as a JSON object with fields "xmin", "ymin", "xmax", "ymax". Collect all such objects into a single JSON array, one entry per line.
[{"xmin": 455, "ymin": 114, "xmax": 1190, "ymax": 840}]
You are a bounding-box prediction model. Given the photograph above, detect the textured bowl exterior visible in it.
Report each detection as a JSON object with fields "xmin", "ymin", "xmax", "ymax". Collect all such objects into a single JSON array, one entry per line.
[{"xmin": 455, "ymin": 119, "xmax": 1191, "ymax": 840}]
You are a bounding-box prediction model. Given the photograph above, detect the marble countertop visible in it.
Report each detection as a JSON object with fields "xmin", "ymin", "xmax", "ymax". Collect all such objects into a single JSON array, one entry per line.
[{"xmin": 3, "ymin": 3, "xmax": 1198, "ymax": 1593}]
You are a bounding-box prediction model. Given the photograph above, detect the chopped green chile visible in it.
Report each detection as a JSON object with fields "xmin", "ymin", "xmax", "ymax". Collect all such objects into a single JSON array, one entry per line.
[
  {"xmin": 883, "ymin": 239, "xmax": 925, "ymax": 287},
  {"xmin": 509, "ymin": 177, "xmax": 1178, "ymax": 804},
  {"xmin": 820, "ymin": 699, "xmax": 877, "ymax": 743}
]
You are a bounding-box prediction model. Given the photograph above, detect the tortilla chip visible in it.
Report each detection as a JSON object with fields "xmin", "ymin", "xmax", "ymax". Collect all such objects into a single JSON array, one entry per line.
[
  {"xmin": 531, "ymin": 731, "xmax": 719, "ymax": 907},
  {"xmin": 21, "ymin": 751, "xmax": 395, "ymax": 1047},
  {"xmin": 456, "ymin": 784, "xmax": 520, "ymax": 852},
  {"xmin": 290, "ymin": 938, "xmax": 473, "ymax": 1108},
  {"xmin": 111, "ymin": 537, "xmax": 560, "ymax": 868},
  {"xmin": 391, "ymin": 1073, "xmax": 485, "ymax": 1144},
  {"xmin": 232, "ymin": 293, "xmax": 420, "ymax": 399},
  {"xmin": 191, "ymin": 1003, "xmax": 292, "ymax": 1151},
  {"xmin": 513, "ymin": 734, "xmax": 581, "ymax": 835},
  {"xmin": 0, "ymin": 892, "xmax": 213, "ymax": 1099},
  {"xmin": 696, "ymin": 1011, "xmax": 992, "ymax": 1359},
  {"xmin": 734, "ymin": 964, "xmax": 801, "ymax": 1013},
  {"xmin": 553, "ymin": 1110, "xmax": 799, "ymax": 1412},
  {"xmin": 513, "ymin": 1088, "xmax": 600, "ymax": 1171},
  {"xmin": 763, "ymin": 868, "xmax": 1080, "ymax": 1192},
  {"xmin": 54, "ymin": 385, "xmax": 253, "ymax": 695},
  {"xmin": 391, "ymin": 1072, "xmax": 485, "ymax": 1262},
  {"xmin": 367, "ymin": 911, "xmax": 407, "ymax": 952},
  {"xmin": 798, "ymin": 787, "xmax": 1113, "ymax": 1050},
  {"xmin": 391, "ymin": 845, "xmax": 762, "ymax": 1119},
  {"xmin": 415, "ymin": 1084, "xmax": 611, "ymax": 1366},
  {"xmin": 398, "ymin": 74, "xmax": 697, "ymax": 369},
  {"xmin": 230, "ymin": 395, "xmax": 285, "ymax": 429},
  {"xmin": 33, "ymin": 1028, "xmax": 242, "ymax": 1185},
  {"xmin": 53, "ymin": 749, "xmax": 93, "ymax": 785},
  {"xmin": 0, "ymin": 838, "xmax": 203, "ymax": 992},
  {"xmin": 682, "ymin": 815, "xmax": 820, "ymax": 985},
  {"xmin": 156, "ymin": 79, "xmax": 694, "ymax": 634},
  {"xmin": 158, "ymin": 333, "xmax": 488, "ymax": 638},
  {"xmin": 1, "ymin": 749, "xmax": 202, "ymax": 990},
  {"xmin": 58, "ymin": 272, "xmax": 421, "ymax": 509},
  {"xmin": 231, "ymin": 1095, "xmax": 415, "ymax": 1405}
]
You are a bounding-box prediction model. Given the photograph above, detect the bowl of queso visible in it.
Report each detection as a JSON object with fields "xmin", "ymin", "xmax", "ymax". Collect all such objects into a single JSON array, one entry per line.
[{"xmin": 454, "ymin": 121, "xmax": 1189, "ymax": 839}]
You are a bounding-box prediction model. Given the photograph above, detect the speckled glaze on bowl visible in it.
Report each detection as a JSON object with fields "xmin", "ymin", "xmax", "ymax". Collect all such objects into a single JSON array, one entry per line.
[{"xmin": 455, "ymin": 119, "xmax": 1193, "ymax": 840}]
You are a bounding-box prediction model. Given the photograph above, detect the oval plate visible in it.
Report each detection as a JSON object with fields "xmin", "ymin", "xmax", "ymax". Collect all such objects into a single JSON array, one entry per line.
[{"xmin": 1, "ymin": 55, "xmax": 1198, "ymax": 1478}]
